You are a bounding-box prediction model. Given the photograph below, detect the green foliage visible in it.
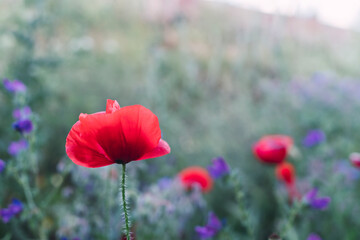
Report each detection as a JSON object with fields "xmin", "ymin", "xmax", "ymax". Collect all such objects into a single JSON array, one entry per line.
[{"xmin": 1, "ymin": 0, "xmax": 360, "ymax": 239}]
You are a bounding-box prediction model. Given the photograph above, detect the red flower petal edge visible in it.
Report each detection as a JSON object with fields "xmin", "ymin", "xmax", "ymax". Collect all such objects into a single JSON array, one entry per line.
[
  {"xmin": 261, "ymin": 135, "xmax": 293, "ymax": 150},
  {"xmin": 106, "ymin": 99, "xmax": 121, "ymax": 113},
  {"xmin": 136, "ymin": 139, "xmax": 171, "ymax": 161},
  {"xmin": 65, "ymin": 99, "xmax": 171, "ymax": 168}
]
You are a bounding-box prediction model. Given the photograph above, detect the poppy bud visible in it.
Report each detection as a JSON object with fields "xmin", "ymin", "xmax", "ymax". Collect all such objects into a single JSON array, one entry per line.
[
  {"xmin": 275, "ymin": 162, "xmax": 295, "ymax": 185},
  {"xmin": 253, "ymin": 135, "xmax": 293, "ymax": 164},
  {"xmin": 349, "ymin": 152, "xmax": 360, "ymax": 168},
  {"xmin": 178, "ymin": 166, "xmax": 213, "ymax": 193},
  {"xmin": 275, "ymin": 162, "xmax": 299, "ymax": 201}
]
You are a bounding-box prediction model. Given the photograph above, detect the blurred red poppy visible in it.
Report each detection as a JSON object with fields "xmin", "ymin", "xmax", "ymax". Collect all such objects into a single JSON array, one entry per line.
[
  {"xmin": 253, "ymin": 135, "xmax": 293, "ymax": 164},
  {"xmin": 275, "ymin": 162, "xmax": 295, "ymax": 185},
  {"xmin": 349, "ymin": 152, "xmax": 360, "ymax": 168},
  {"xmin": 178, "ymin": 166, "xmax": 213, "ymax": 193},
  {"xmin": 66, "ymin": 99, "xmax": 171, "ymax": 168},
  {"xmin": 275, "ymin": 162, "xmax": 299, "ymax": 200}
]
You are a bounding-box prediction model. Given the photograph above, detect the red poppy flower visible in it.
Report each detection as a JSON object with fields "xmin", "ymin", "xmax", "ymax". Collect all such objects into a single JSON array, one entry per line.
[
  {"xmin": 178, "ymin": 166, "xmax": 213, "ymax": 193},
  {"xmin": 350, "ymin": 152, "xmax": 360, "ymax": 168},
  {"xmin": 275, "ymin": 162, "xmax": 295, "ymax": 185},
  {"xmin": 275, "ymin": 162, "xmax": 299, "ymax": 201},
  {"xmin": 253, "ymin": 135, "xmax": 293, "ymax": 164},
  {"xmin": 65, "ymin": 99, "xmax": 171, "ymax": 168}
]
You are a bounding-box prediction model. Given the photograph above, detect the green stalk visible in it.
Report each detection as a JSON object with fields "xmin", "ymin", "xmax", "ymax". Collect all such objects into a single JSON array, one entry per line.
[
  {"xmin": 121, "ymin": 164, "xmax": 131, "ymax": 240},
  {"xmin": 280, "ymin": 201, "xmax": 303, "ymax": 237}
]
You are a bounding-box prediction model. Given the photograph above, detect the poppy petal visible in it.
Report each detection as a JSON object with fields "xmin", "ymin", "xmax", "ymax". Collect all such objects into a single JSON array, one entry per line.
[
  {"xmin": 106, "ymin": 99, "xmax": 121, "ymax": 114},
  {"xmin": 275, "ymin": 162, "xmax": 295, "ymax": 185},
  {"xmin": 136, "ymin": 139, "xmax": 171, "ymax": 161},
  {"xmin": 66, "ymin": 120, "xmax": 115, "ymax": 168},
  {"xmin": 262, "ymin": 135, "xmax": 293, "ymax": 149},
  {"xmin": 253, "ymin": 141, "xmax": 287, "ymax": 164},
  {"xmin": 77, "ymin": 105, "xmax": 161, "ymax": 163}
]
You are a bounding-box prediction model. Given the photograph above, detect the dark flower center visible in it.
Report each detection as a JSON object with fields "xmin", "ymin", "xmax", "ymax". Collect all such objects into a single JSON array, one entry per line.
[{"xmin": 115, "ymin": 159, "xmax": 125, "ymax": 165}]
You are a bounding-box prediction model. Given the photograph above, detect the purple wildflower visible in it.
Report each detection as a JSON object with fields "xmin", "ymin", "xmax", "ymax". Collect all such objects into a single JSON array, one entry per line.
[
  {"xmin": 57, "ymin": 160, "xmax": 66, "ymax": 172},
  {"xmin": 0, "ymin": 208, "xmax": 13, "ymax": 223},
  {"xmin": 157, "ymin": 177, "xmax": 173, "ymax": 190},
  {"xmin": 0, "ymin": 159, "xmax": 5, "ymax": 173},
  {"xmin": 307, "ymin": 233, "xmax": 322, "ymax": 240},
  {"xmin": 85, "ymin": 183, "xmax": 94, "ymax": 193},
  {"xmin": 0, "ymin": 199, "xmax": 23, "ymax": 223},
  {"xmin": 62, "ymin": 187, "xmax": 74, "ymax": 198},
  {"xmin": 3, "ymin": 79, "xmax": 26, "ymax": 93},
  {"xmin": 303, "ymin": 129, "xmax": 326, "ymax": 147},
  {"xmin": 195, "ymin": 212, "xmax": 222, "ymax": 239},
  {"xmin": 303, "ymin": 188, "xmax": 331, "ymax": 210},
  {"xmin": 12, "ymin": 119, "xmax": 33, "ymax": 134},
  {"xmin": 13, "ymin": 106, "xmax": 32, "ymax": 120},
  {"xmin": 8, "ymin": 199, "xmax": 23, "ymax": 215},
  {"xmin": 207, "ymin": 157, "xmax": 230, "ymax": 179},
  {"xmin": 334, "ymin": 160, "xmax": 360, "ymax": 183},
  {"xmin": 8, "ymin": 139, "xmax": 29, "ymax": 156}
]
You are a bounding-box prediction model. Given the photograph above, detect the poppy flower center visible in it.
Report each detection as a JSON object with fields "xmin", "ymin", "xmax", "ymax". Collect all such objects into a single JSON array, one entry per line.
[{"xmin": 115, "ymin": 159, "xmax": 126, "ymax": 165}]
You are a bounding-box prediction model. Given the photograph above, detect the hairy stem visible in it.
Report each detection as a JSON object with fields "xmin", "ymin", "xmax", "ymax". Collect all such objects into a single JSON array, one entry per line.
[
  {"xmin": 230, "ymin": 171, "xmax": 254, "ymax": 238},
  {"xmin": 16, "ymin": 173, "xmax": 43, "ymax": 218},
  {"xmin": 121, "ymin": 163, "xmax": 131, "ymax": 240},
  {"xmin": 236, "ymin": 189, "xmax": 254, "ymax": 238},
  {"xmin": 280, "ymin": 201, "xmax": 303, "ymax": 237}
]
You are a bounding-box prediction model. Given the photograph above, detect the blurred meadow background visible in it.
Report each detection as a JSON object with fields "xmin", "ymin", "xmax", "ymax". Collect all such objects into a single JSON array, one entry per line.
[{"xmin": 1, "ymin": 0, "xmax": 360, "ymax": 239}]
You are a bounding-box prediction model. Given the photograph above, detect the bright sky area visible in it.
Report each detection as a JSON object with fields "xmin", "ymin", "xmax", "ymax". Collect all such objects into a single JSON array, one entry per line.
[{"xmin": 207, "ymin": 0, "xmax": 360, "ymax": 30}]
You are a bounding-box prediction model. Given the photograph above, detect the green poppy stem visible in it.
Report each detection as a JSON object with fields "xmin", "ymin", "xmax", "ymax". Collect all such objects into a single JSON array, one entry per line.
[{"xmin": 121, "ymin": 163, "xmax": 131, "ymax": 240}]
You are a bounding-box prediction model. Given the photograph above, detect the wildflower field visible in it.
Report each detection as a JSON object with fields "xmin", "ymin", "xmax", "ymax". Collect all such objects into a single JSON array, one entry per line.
[{"xmin": 1, "ymin": 0, "xmax": 360, "ymax": 239}]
